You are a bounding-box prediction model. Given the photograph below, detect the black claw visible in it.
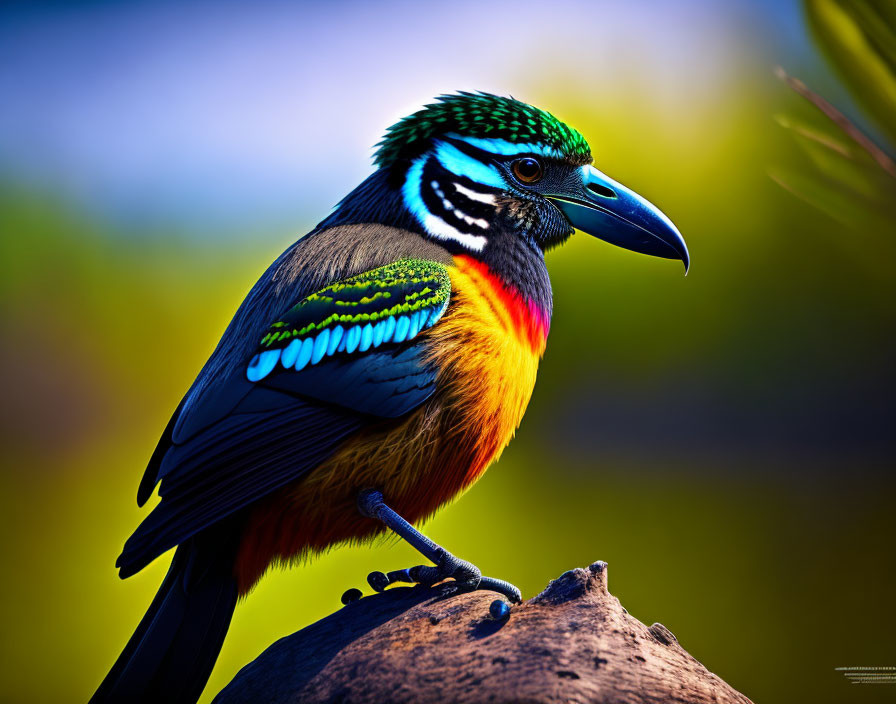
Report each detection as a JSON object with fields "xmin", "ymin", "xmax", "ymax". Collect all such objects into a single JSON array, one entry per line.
[
  {"xmin": 479, "ymin": 576, "xmax": 522, "ymax": 603},
  {"xmin": 341, "ymin": 588, "xmax": 362, "ymax": 605},
  {"xmin": 367, "ymin": 571, "xmax": 390, "ymax": 592},
  {"xmin": 387, "ymin": 568, "xmax": 413, "ymax": 584},
  {"xmin": 363, "ymin": 556, "xmax": 519, "ymax": 604},
  {"xmin": 354, "ymin": 490, "xmax": 521, "ymax": 608},
  {"xmin": 408, "ymin": 564, "xmax": 442, "ymax": 587},
  {"xmin": 489, "ymin": 600, "xmax": 511, "ymax": 620}
]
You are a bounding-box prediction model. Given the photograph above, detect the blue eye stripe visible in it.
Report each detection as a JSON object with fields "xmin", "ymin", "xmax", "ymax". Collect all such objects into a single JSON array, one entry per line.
[
  {"xmin": 433, "ymin": 141, "xmax": 505, "ymax": 189},
  {"xmin": 446, "ymin": 133, "xmax": 563, "ymax": 159},
  {"xmin": 402, "ymin": 156, "xmax": 428, "ymax": 227}
]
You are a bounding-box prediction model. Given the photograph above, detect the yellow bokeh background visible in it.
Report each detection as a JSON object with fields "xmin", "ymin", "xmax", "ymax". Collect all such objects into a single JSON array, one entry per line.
[{"xmin": 1, "ymin": 2, "xmax": 895, "ymax": 703}]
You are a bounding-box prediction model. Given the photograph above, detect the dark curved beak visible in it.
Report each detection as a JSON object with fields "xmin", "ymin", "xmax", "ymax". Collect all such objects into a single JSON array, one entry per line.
[{"xmin": 547, "ymin": 165, "xmax": 689, "ymax": 273}]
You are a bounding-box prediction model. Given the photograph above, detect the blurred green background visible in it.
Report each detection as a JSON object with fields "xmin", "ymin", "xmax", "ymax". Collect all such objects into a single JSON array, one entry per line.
[{"xmin": 1, "ymin": 1, "xmax": 894, "ymax": 702}]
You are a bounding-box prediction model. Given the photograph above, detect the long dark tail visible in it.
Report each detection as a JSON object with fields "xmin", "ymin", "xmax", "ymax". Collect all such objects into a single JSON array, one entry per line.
[{"xmin": 90, "ymin": 529, "xmax": 239, "ymax": 704}]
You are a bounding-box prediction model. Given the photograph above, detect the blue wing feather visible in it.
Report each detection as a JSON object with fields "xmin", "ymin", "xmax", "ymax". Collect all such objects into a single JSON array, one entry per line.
[
  {"xmin": 118, "ymin": 398, "xmax": 364, "ymax": 578},
  {"xmin": 121, "ymin": 252, "xmax": 451, "ymax": 578},
  {"xmin": 260, "ymin": 345, "xmax": 437, "ymax": 418}
]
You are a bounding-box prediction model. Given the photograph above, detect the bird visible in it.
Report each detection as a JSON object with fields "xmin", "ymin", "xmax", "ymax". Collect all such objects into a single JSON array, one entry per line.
[{"xmin": 91, "ymin": 91, "xmax": 688, "ymax": 704}]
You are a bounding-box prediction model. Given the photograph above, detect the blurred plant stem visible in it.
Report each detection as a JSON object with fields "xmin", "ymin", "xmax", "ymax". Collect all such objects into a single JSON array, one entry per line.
[
  {"xmin": 774, "ymin": 66, "xmax": 895, "ymax": 177},
  {"xmin": 771, "ymin": 1, "xmax": 896, "ymax": 229},
  {"xmin": 804, "ymin": 0, "xmax": 896, "ymax": 146}
]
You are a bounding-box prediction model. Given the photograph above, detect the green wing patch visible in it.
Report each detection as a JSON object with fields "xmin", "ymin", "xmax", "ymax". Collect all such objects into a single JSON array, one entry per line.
[{"xmin": 246, "ymin": 259, "xmax": 451, "ymax": 381}]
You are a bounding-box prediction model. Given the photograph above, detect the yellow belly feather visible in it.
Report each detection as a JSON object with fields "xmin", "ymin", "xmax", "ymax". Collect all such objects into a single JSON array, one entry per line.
[{"xmin": 236, "ymin": 255, "xmax": 547, "ymax": 590}]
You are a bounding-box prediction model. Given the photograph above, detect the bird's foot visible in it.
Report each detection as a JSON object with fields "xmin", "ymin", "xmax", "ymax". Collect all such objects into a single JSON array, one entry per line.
[
  {"xmin": 366, "ymin": 548, "xmax": 522, "ymax": 605},
  {"xmin": 349, "ymin": 488, "xmax": 520, "ymax": 618}
]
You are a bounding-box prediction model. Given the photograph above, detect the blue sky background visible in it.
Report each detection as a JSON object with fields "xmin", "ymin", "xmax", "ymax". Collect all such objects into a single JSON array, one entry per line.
[{"xmin": 0, "ymin": 0, "xmax": 831, "ymax": 232}]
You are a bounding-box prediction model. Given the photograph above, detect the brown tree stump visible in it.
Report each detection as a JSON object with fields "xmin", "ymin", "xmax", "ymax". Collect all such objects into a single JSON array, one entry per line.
[{"xmin": 214, "ymin": 561, "xmax": 753, "ymax": 704}]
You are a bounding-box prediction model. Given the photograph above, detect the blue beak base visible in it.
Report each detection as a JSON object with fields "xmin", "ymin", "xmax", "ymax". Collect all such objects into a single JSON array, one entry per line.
[{"xmin": 547, "ymin": 166, "xmax": 689, "ymax": 272}]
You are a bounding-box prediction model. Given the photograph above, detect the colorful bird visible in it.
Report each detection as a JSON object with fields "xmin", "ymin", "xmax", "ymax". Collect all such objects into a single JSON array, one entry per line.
[{"xmin": 91, "ymin": 92, "xmax": 688, "ymax": 704}]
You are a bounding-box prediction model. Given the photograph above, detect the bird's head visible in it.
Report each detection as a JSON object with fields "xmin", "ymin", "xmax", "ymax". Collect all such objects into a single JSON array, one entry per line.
[{"xmin": 375, "ymin": 92, "xmax": 688, "ymax": 271}]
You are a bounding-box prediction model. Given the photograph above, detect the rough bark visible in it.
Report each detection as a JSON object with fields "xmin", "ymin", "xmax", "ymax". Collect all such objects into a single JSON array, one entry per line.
[{"xmin": 214, "ymin": 561, "xmax": 753, "ymax": 704}]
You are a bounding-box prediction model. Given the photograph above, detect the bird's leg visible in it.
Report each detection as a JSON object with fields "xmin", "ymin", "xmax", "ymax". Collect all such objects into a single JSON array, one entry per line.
[{"xmin": 356, "ymin": 489, "xmax": 521, "ymax": 605}]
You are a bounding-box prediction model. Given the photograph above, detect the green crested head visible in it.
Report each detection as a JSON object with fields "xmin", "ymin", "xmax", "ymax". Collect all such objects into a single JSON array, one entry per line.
[
  {"xmin": 374, "ymin": 92, "xmax": 592, "ymax": 168},
  {"xmin": 358, "ymin": 92, "xmax": 687, "ymax": 274}
]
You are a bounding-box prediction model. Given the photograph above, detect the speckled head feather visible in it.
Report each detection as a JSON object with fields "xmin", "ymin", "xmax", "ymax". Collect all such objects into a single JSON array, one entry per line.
[{"xmin": 375, "ymin": 92, "xmax": 592, "ymax": 168}]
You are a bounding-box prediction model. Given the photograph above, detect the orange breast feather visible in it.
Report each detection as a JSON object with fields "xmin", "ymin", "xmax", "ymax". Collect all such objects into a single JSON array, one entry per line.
[{"xmin": 235, "ymin": 255, "xmax": 548, "ymax": 592}]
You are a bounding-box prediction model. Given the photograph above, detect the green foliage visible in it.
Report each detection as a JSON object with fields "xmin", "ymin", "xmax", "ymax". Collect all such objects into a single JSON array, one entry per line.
[
  {"xmin": 769, "ymin": 110, "xmax": 896, "ymax": 228},
  {"xmin": 805, "ymin": 0, "xmax": 896, "ymax": 145},
  {"xmin": 771, "ymin": 2, "xmax": 896, "ymax": 231}
]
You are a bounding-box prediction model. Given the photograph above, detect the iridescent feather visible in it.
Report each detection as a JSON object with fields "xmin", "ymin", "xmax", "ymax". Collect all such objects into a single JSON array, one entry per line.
[{"xmin": 246, "ymin": 258, "xmax": 451, "ymax": 382}]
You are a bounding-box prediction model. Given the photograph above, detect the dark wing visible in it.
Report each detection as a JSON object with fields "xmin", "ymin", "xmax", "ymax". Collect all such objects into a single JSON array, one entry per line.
[
  {"xmin": 247, "ymin": 257, "xmax": 450, "ymax": 415},
  {"xmin": 117, "ymin": 257, "xmax": 452, "ymax": 578}
]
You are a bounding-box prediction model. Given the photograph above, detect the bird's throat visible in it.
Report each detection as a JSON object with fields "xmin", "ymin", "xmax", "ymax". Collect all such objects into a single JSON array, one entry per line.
[{"xmin": 453, "ymin": 255, "xmax": 550, "ymax": 353}]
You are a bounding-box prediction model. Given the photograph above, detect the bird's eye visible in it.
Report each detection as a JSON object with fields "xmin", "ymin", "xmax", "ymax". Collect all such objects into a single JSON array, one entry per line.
[{"xmin": 511, "ymin": 157, "xmax": 544, "ymax": 184}]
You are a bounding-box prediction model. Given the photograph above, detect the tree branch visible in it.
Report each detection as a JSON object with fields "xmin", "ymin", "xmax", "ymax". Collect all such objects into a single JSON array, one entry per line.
[{"xmin": 214, "ymin": 561, "xmax": 753, "ymax": 704}]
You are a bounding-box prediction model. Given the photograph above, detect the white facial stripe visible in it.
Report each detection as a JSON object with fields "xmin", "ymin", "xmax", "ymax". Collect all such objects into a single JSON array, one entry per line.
[
  {"xmin": 433, "ymin": 141, "xmax": 505, "ymax": 188},
  {"xmin": 453, "ymin": 182, "xmax": 496, "ymax": 204},
  {"xmin": 447, "ymin": 133, "xmax": 564, "ymax": 159},
  {"xmin": 432, "ymin": 181, "xmax": 488, "ymax": 228},
  {"xmin": 421, "ymin": 212, "xmax": 488, "ymax": 250},
  {"xmin": 402, "ymin": 155, "xmax": 488, "ymax": 251},
  {"xmin": 458, "ymin": 211, "xmax": 489, "ymax": 229}
]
